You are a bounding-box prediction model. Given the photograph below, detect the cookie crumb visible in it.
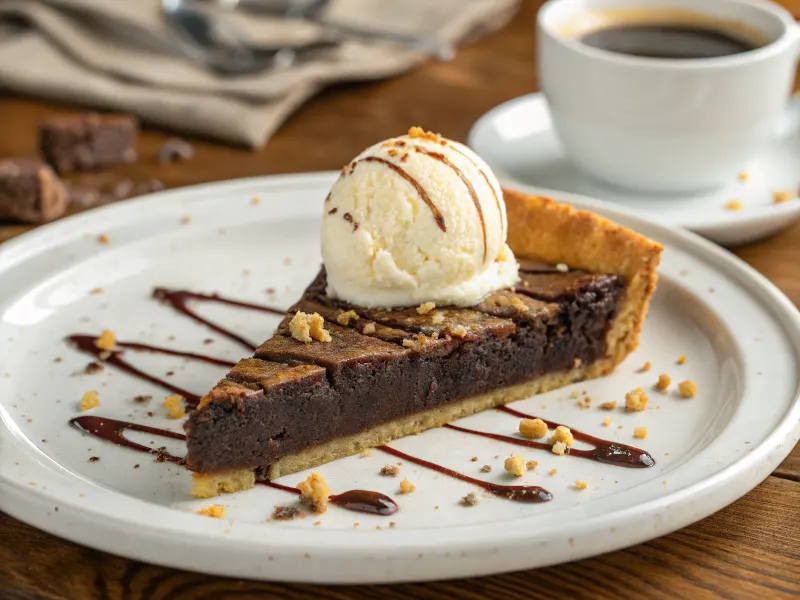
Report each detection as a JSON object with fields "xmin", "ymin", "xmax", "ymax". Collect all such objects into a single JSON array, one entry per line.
[
  {"xmin": 656, "ymin": 373, "xmax": 671, "ymax": 390},
  {"xmin": 336, "ymin": 310, "xmax": 359, "ymax": 326},
  {"xmin": 98, "ymin": 233, "xmax": 110, "ymax": 244},
  {"xmin": 289, "ymin": 312, "xmax": 331, "ymax": 343},
  {"xmin": 380, "ymin": 465, "xmax": 400, "ymax": 477},
  {"xmin": 555, "ymin": 263, "xmax": 569, "ymax": 273},
  {"xmin": 89, "ymin": 287, "xmax": 104, "ymax": 295},
  {"xmin": 162, "ymin": 394, "xmax": 185, "ymax": 419},
  {"xmin": 639, "ymin": 361, "xmax": 652, "ymax": 373},
  {"xmin": 417, "ymin": 302, "xmax": 436, "ymax": 315},
  {"xmin": 504, "ymin": 455, "xmax": 526, "ymax": 477},
  {"xmin": 519, "ymin": 418, "xmax": 548, "ymax": 439},
  {"xmin": 297, "ymin": 473, "xmax": 332, "ymax": 514},
  {"xmin": 481, "ymin": 464, "xmax": 492, "ymax": 473},
  {"xmin": 181, "ymin": 215, "xmax": 192, "ymax": 224},
  {"xmin": 549, "ymin": 468, "xmax": 558, "ymax": 476},
  {"xmin": 598, "ymin": 400, "xmax": 617, "ymax": 411},
  {"xmin": 362, "ymin": 322, "xmax": 376, "ymax": 335},
  {"xmin": 634, "ymin": 426, "xmax": 648, "ymax": 439},
  {"xmin": 677, "ymin": 355, "xmax": 687, "ymax": 365},
  {"xmin": 271, "ymin": 506, "xmax": 301, "ymax": 521},
  {"xmin": 94, "ymin": 329, "xmax": 116, "ymax": 352},
  {"xmin": 133, "ymin": 395, "xmax": 152, "ymax": 404},
  {"xmin": 552, "ymin": 441, "xmax": 567, "ymax": 456},
  {"xmin": 389, "ymin": 521, "xmax": 396, "ymax": 528},
  {"xmin": 737, "ymin": 171, "xmax": 749, "ymax": 181},
  {"xmin": 625, "ymin": 387, "xmax": 649, "ymax": 412},
  {"xmin": 569, "ymin": 390, "xmax": 580, "ymax": 399},
  {"xmin": 678, "ymin": 380, "xmax": 697, "ymax": 398},
  {"xmin": 88, "ymin": 456, "xmax": 100, "ymax": 462},
  {"xmin": 549, "ymin": 425, "xmax": 575, "ymax": 446},
  {"xmin": 359, "ymin": 448, "xmax": 373, "ymax": 458},
  {"xmin": 725, "ymin": 200, "xmax": 743, "ymax": 211},
  {"xmin": 461, "ymin": 492, "xmax": 479, "ymax": 506},
  {"xmin": 773, "ymin": 190, "xmax": 794, "ymax": 204},
  {"xmin": 408, "ymin": 126, "xmax": 441, "ymax": 143},
  {"xmin": 574, "ymin": 480, "xmax": 588, "ymax": 490},
  {"xmin": 80, "ymin": 390, "xmax": 100, "ymax": 411},
  {"xmin": 526, "ymin": 460, "xmax": 538, "ymax": 470},
  {"xmin": 251, "ymin": 195, "xmax": 261, "ymax": 205},
  {"xmin": 198, "ymin": 505, "xmax": 226, "ymax": 518},
  {"xmin": 447, "ymin": 324, "xmax": 468, "ymax": 338},
  {"xmin": 602, "ymin": 417, "xmax": 612, "ymax": 427},
  {"xmin": 399, "ymin": 479, "xmax": 416, "ymax": 494}
]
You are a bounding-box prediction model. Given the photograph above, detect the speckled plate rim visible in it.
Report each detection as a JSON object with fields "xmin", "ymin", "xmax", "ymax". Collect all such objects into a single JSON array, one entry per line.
[{"xmin": 0, "ymin": 172, "xmax": 799, "ymax": 584}]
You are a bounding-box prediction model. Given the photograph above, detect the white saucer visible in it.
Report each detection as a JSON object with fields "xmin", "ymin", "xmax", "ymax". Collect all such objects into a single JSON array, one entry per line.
[
  {"xmin": 468, "ymin": 93, "xmax": 800, "ymax": 246},
  {"xmin": 1, "ymin": 173, "xmax": 799, "ymax": 583}
]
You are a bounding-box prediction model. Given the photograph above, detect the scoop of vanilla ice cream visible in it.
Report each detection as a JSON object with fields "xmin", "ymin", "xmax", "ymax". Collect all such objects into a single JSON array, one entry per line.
[{"xmin": 321, "ymin": 127, "xmax": 519, "ymax": 308}]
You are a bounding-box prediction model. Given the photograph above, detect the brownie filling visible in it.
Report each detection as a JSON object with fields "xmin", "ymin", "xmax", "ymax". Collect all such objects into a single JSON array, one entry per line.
[{"xmin": 185, "ymin": 267, "xmax": 624, "ymax": 474}]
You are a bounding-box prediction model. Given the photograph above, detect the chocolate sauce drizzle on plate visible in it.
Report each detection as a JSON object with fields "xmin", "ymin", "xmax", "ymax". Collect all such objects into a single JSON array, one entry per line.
[
  {"xmin": 378, "ymin": 445, "xmax": 552, "ymax": 503},
  {"xmin": 447, "ymin": 407, "xmax": 655, "ymax": 468},
  {"xmin": 153, "ymin": 287, "xmax": 281, "ymax": 350},
  {"xmin": 69, "ymin": 415, "xmax": 398, "ymax": 516},
  {"xmin": 65, "ymin": 286, "xmax": 655, "ymax": 512},
  {"xmin": 67, "ymin": 334, "xmax": 235, "ymax": 406}
]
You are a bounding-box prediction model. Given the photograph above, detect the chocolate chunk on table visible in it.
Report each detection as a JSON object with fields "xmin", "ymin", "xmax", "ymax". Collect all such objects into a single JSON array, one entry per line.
[
  {"xmin": 39, "ymin": 113, "xmax": 139, "ymax": 173},
  {"xmin": 0, "ymin": 158, "xmax": 68, "ymax": 223}
]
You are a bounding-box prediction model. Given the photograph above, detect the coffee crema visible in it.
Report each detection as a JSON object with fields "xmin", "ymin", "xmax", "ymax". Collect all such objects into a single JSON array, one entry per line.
[{"xmin": 558, "ymin": 8, "xmax": 767, "ymax": 59}]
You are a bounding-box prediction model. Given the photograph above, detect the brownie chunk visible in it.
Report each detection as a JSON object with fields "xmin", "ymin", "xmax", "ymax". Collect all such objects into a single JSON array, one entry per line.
[
  {"xmin": 39, "ymin": 113, "xmax": 138, "ymax": 173},
  {"xmin": 0, "ymin": 158, "xmax": 68, "ymax": 223}
]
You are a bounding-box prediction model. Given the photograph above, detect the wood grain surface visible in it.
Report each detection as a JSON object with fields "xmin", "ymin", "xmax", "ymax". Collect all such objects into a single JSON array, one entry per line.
[{"xmin": 1, "ymin": 1, "xmax": 799, "ymax": 598}]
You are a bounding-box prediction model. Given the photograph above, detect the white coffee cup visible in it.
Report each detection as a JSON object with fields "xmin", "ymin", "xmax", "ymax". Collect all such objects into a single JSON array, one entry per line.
[{"xmin": 538, "ymin": 0, "xmax": 800, "ymax": 193}]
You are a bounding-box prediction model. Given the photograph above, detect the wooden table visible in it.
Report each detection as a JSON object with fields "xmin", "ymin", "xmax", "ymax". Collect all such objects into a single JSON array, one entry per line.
[{"xmin": 1, "ymin": 2, "xmax": 799, "ymax": 598}]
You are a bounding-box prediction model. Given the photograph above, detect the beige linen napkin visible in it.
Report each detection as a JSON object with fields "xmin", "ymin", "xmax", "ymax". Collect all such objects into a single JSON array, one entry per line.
[{"xmin": 0, "ymin": 0, "xmax": 519, "ymax": 148}]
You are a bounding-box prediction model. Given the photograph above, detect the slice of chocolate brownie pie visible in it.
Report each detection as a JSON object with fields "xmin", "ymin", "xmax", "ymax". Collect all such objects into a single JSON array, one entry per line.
[{"xmin": 186, "ymin": 188, "xmax": 661, "ymax": 497}]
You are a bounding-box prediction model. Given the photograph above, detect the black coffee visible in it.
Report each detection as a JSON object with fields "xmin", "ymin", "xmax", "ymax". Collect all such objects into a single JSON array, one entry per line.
[{"xmin": 580, "ymin": 24, "xmax": 761, "ymax": 59}]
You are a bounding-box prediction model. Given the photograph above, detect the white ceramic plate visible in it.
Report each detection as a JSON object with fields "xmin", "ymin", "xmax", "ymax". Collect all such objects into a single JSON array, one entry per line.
[
  {"xmin": 467, "ymin": 93, "xmax": 800, "ymax": 247},
  {"xmin": 1, "ymin": 172, "xmax": 799, "ymax": 584}
]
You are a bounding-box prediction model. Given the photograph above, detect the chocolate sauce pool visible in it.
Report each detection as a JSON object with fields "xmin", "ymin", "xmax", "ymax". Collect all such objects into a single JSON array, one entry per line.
[{"xmin": 66, "ymin": 286, "xmax": 656, "ymax": 512}]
